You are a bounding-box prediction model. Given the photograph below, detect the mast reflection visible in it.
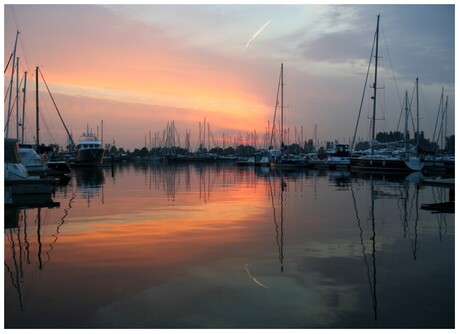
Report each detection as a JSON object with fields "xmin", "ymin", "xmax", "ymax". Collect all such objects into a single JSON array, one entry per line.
[
  {"xmin": 4, "ymin": 191, "xmax": 75, "ymax": 312},
  {"xmin": 268, "ymin": 173, "xmax": 285, "ymax": 272},
  {"xmin": 351, "ymin": 180, "xmax": 377, "ymax": 321},
  {"xmin": 351, "ymin": 173, "xmax": 424, "ymax": 322}
]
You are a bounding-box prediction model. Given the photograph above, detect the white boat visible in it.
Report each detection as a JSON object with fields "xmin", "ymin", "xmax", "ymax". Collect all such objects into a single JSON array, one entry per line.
[
  {"xmin": 237, "ymin": 150, "xmax": 270, "ymax": 166},
  {"xmin": 71, "ymin": 125, "xmax": 105, "ymax": 166},
  {"xmin": 327, "ymin": 144, "xmax": 351, "ymax": 170},
  {"xmin": 18, "ymin": 145, "xmax": 51, "ymax": 176},
  {"xmin": 269, "ymin": 149, "xmax": 308, "ymax": 168},
  {"xmin": 423, "ymin": 155, "xmax": 455, "ymax": 175},
  {"xmin": 305, "ymin": 153, "xmax": 328, "ymax": 169},
  {"xmin": 5, "ymin": 138, "xmax": 57, "ymax": 195}
]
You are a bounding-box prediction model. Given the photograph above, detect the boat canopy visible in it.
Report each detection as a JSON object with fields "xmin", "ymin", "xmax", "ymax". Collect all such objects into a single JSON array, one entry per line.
[
  {"xmin": 5, "ymin": 138, "xmax": 21, "ymax": 163},
  {"xmin": 19, "ymin": 147, "xmax": 45, "ymax": 166}
]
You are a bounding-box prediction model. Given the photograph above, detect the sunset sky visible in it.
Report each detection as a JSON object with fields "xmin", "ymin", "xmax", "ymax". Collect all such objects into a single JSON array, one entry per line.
[{"xmin": 3, "ymin": 3, "xmax": 455, "ymax": 151}]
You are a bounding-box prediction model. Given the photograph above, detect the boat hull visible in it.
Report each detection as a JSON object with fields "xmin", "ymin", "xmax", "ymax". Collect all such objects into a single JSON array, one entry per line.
[
  {"xmin": 350, "ymin": 156, "xmax": 424, "ymax": 173},
  {"xmin": 47, "ymin": 161, "xmax": 72, "ymax": 174},
  {"xmin": 74, "ymin": 148, "xmax": 105, "ymax": 166},
  {"xmin": 328, "ymin": 157, "xmax": 350, "ymax": 170},
  {"xmin": 270, "ymin": 160, "xmax": 309, "ymax": 168},
  {"xmin": 167, "ymin": 155, "xmax": 217, "ymax": 163},
  {"xmin": 5, "ymin": 177, "xmax": 57, "ymax": 195}
]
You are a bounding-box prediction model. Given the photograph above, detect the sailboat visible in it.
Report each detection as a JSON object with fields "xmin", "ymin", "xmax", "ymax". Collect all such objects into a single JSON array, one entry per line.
[
  {"xmin": 350, "ymin": 15, "xmax": 424, "ymax": 173},
  {"xmin": 4, "ymin": 33, "xmax": 60, "ymax": 195},
  {"xmin": 268, "ymin": 63, "xmax": 308, "ymax": 168},
  {"xmin": 4, "ymin": 138, "xmax": 58, "ymax": 197},
  {"xmin": 5, "ymin": 46, "xmax": 72, "ymax": 176}
]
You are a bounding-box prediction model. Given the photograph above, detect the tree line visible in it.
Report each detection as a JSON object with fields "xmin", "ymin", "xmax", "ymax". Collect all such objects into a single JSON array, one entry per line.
[{"xmin": 105, "ymin": 131, "xmax": 454, "ymax": 158}]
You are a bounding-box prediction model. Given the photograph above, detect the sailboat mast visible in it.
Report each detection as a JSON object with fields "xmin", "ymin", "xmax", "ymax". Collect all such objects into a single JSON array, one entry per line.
[
  {"xmin": 21, "ymin": 71, "xmax": 27, "ymax": 144},
  {"xmin": 443, "ymin": 96, "xmax": 448, "ymax": 150},
  {"xmin": 371, "ymin": 15, "xmax": 380, "ymax": 155},
  {"xmin": 101, "ymin": 120, "xmax": 104, "ymax": 146},
  {"xmin": 36, "ymin": 66, "xmax": 40, "ymax": 147},
  {"xmin": 416, "ymin": 77, "xmax": 419, "ymax": 150},
  {"xmin": 16, "ymin": 57, "xmax": 19, "ymax": 139},
  {"xmin": 280, "ymin": 63, "xmax": 284, "ymax": 149},
  {"xmin": 404, "ymin": 91, "xmax": 409, "ymax": 154},
  {"xmin": 6, "ymin": 30, "xmax": 19, "ymax": 138}
]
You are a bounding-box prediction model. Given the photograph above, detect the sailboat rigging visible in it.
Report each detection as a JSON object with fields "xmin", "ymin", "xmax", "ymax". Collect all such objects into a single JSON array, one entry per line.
[
  {"xmin": 350, "ymin": 15, "xmax": 424, "ymax": 173},
  {"xmin": 269, "ymin": 63, "xmax": 308, "ymax": 168}
]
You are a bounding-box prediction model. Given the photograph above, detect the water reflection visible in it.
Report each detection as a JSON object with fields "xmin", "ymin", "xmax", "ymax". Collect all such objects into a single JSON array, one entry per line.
[
  {"xmin": 349, "ymin": 173, "xmax": 451, "ymax": 324},
  {"xmin": 351, "ymin": 180, "xmax": 378, "ymax": 321},
  {"xmin": 4, "ymin": 195, "xmax": 75, "ymax": 312},
  {"xmin": 4, "ymin": 163, "xmax": 454, "ymax": 328},
  {"xmin": 329, "ymin": 170, "xmax": 351, "ymax": 189},
  {"xmin": 74, "ymin": 167, "xmax": 105, "ymax": 206},
  {"xmin": 268, "ymin": 175, "xmax": 285, "ymax": 272}
]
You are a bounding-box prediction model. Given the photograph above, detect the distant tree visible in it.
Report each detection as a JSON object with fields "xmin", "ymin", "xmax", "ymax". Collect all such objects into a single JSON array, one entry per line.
[
  {"xmin": 287, "ymin": 143, "xmax": 302, "ymax": 154},
  {"xmin": 139, "ymin": 147, "xmax": 149, "ymax": 157},
  {"xmin": 317, "ymin": 146, "xmax": 328, "ymax": 159},
  {"xmin": 110, "ymin": 145, "xmax": 118, "ymax": 154},
  {"xmin": 223, "ymin": 147, "xmax": 236, "ymax": 156},
  {"xmin": 416, "ymin": 131, "xmax": 439, "ymax": 154},
  {"xmin": 376, "ymin": 131, "xmax": 404, "ymax": 143},
  {"xmin": 355, "ymin": 141, "xmax": 370, "ymax": 151},
  {"xmin": 236, "ymin": 144, "xmax": 254, "ymax": 156},
  {"xmin": 210, "ymin": 147, "xmax": 223, "ymax": 155},
  {"xmin": 305, "ymin": 139, "xmax": 315, "ymax": 153},
  {"xmin": 445, "ymin": 135, "xmax": 455, "ymax": 154}
]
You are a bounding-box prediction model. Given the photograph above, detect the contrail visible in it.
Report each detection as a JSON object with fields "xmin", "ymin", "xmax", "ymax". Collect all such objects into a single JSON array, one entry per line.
[{"xmin": 245, "ymin": 19, "xmax": 271, "ymax": 50}]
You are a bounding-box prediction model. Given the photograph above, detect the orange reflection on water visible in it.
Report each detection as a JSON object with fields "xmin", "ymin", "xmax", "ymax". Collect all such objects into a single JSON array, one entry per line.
[{"xmin": 51, "ymin": 186, "xmax": 270, "ymax": 271}]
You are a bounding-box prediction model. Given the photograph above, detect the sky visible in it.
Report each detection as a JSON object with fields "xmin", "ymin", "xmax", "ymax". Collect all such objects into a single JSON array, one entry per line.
[{"xmin": 3, "ymin": 3, "xmax": 455, "ymax": 151}]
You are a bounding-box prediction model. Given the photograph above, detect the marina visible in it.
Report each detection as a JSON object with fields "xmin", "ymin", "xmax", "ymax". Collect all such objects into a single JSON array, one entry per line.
[
  {"xmin": 4, "ymin": 4, "xmax": 455, "ymax": 330},
  {"xmin": 4, "ymin": 161, "xmax": 455, "ymax": 328}
]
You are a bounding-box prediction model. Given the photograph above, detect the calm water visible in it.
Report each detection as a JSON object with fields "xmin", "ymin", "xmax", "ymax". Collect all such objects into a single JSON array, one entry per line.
[{"xmin": 4, "ymin": 162, "xmax": 455, "ymax": 328}]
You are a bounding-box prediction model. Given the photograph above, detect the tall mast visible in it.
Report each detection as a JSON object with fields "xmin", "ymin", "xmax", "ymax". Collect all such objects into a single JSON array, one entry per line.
[
  {"xmin": 280, "ymin": 63, "xmax": 284, "ymax": 149},
  {"xmin": 101, "ymin": 120, "xmax": 104, "ymax": 146},
  {"xmin": 443, "ymin": 96, "xmax": 448, "ymax": 151},
  {"xmin": 404, "ymin": 91, "xmax": 409, "ymax": 154},
  {"xmin": 416, "ymin": 77, "xmax": 419, "ymax": 151},
  {"xmin": 36, "ymin": 66, "xmax": 40, "ymax": 147},
  {"xmin": 371, "ymin": 15, "xmax": 380, "ymax": 155},
  {"xmin": 6, "ymin": 30, "xmax": 19, "ymax": 138},
  {"xmin": 21, "ymin": 71, "xmax": 27, "ymax": 144},
  {"xmin": 16, "ymin": 57, "xmax": 20, "ymax": 139}
]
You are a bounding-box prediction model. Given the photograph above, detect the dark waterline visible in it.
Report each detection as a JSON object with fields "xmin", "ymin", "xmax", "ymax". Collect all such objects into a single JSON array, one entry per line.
[{"xmin": 4, "ymin": 162, "xmax": 455, "ymax": 328}]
